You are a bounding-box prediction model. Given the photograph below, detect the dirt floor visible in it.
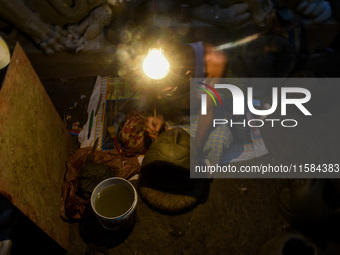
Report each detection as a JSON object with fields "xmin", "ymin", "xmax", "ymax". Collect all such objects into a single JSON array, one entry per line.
[{"xmin": 1, "ymin": 36, "xmax": 340, "ymax": 255}]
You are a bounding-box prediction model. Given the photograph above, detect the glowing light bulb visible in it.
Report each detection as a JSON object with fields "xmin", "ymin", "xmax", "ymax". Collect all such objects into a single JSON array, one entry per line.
[{"xmin": 143, "ymin": 48, "xmax": 170, "ymax": 80}]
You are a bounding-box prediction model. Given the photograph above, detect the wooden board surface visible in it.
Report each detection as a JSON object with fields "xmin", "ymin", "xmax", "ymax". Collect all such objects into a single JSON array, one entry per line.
[{"xmin": 0, "ymin": 43, "xmax": 71, "ymax": 250}]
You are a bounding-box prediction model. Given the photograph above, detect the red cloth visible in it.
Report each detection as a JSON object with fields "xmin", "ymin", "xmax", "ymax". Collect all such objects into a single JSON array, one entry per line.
[{"xmin": 60, "ymin": 147, "xmax": 140, "ymax": 220}]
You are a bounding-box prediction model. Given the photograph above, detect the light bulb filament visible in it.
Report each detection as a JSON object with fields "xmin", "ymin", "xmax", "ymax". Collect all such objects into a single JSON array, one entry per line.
[{"xmin": 143, "ymin": 48, "xmax": 170, "ymax": 80}]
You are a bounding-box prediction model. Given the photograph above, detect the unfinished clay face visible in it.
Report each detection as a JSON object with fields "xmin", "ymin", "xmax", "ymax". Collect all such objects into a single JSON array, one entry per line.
[
  {"xmin": 0, "ymin": 0, "xmax": 131, "ymax": 54},
  {"xmin": 243, "ymin": 0, "xmax": 274, "ymax": 25},
  {"xmin": 186, "ymin": 0, "xmax": 274, "ymax": 31},
  {"xmin": 218, "ymin": 0, "xmax": 274, "ymax": 25}
]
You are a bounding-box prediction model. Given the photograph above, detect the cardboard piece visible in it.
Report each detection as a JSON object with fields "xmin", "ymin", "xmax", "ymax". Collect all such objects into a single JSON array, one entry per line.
[{"xmin": 0, "ymin": 43, "xmax": 71, "ymax": 250}]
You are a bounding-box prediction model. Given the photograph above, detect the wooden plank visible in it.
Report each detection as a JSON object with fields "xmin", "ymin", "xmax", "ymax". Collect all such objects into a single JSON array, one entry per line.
[{"xmin": 0, "ymin": 43, "xmax": 71, "ymax": 250}]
